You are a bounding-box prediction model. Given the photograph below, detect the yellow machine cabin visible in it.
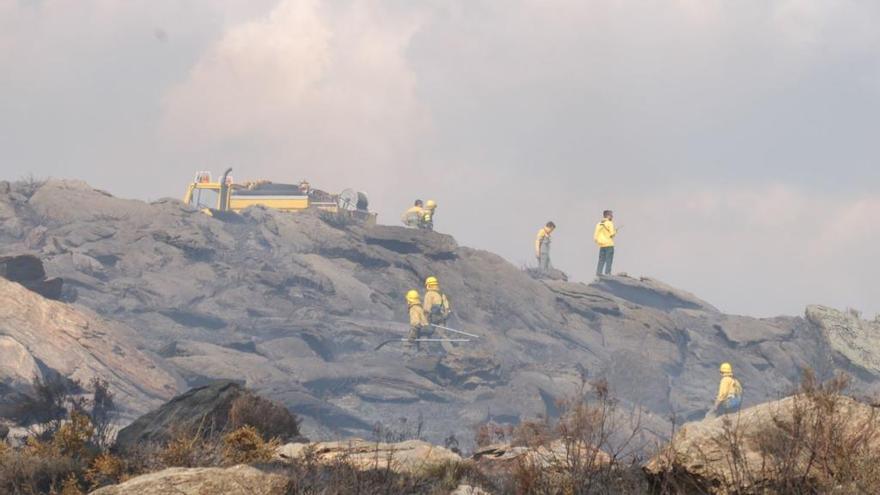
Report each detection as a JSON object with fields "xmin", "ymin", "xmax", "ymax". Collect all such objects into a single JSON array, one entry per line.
[{"xmin": 183, "ymin": 168, "xmax": 376, "ymax": 224}]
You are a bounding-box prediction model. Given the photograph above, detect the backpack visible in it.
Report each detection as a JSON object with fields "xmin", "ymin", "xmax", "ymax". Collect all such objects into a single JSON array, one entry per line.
[{"xmin": 729, "ymin": 379, "xmax": 743, "ymax": 399}]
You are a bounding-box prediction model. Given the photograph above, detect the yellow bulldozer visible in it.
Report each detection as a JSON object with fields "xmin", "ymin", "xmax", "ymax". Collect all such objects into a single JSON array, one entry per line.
[{"xmin": 183, "ymin": 168, "xmax": 376, "ymax": 224}]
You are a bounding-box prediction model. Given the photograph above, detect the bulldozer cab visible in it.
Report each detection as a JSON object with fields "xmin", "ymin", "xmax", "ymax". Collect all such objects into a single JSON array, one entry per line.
[{"xmin": 183, "ymin": 171, "xmax": 222, "ymax": 210}]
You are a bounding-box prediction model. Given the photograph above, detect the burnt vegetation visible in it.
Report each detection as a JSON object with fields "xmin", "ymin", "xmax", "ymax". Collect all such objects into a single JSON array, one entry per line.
[{"xmin": 2, "ymin": 371, "xmax": 879, "ymax": 494}]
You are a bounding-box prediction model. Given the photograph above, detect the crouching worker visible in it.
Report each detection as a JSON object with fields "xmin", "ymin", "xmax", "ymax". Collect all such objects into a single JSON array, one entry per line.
[
  {"xmin": 401, "ymin": 200, "xmax": 424, "ymax": 228},
  {"xmin": 708, "ymin": 362, "xmax": 743, "ymax": 418},
  {"xmin": 406, "ymin": 290, "xmax": 429, "ymax": 351}
]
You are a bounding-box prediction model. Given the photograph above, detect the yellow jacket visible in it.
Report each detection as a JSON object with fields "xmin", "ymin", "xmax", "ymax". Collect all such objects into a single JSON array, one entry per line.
[
  {"xmin": 409, "ymin": 303, "xmax": 428, "ymax": 328},
  {"xmin": 423, "ymin": 289, "xmax": 450, "ymax": 317},
  {"xmin": 401, "ymin": 206, "xmax": 423, "ymax": 225},
  {"xmin": 422, "ymin": 208, "xmax": 434, "ymax": 223},
  {"xmin": 594, "ymin": 220, "xmax": 616, "ymax": 247},
  {"xmin": 715, "ymin": 374, "xmax": 742, "ymax": 405},
  {"xmin": 535, "ymin": 227, "xmax": 552, "ymax": 257}
]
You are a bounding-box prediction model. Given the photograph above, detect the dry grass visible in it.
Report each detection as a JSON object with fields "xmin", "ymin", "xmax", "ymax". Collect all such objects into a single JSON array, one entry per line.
[
  {"xmin": 476, "ymin": 378, "xmax": 649, "ymax": 494},
  {"xmin": 156, "ymin": 425, "xmax": 209, "ymax": 468},
  {"xmin": 56, "ymin": 474, "xmax": 83, "ymax": 495},
  {"xmin": 84, "ymin": 453, "xmax": 127, "ymax": 489},
  {"xmin": 5, "ymin": 370, "xmax": 880, "ymax": 494},
  {"xmin": 228, "ymin": 392, "xmax": 300, "ymax": 441},
  {"xmin": 222, "ymin": 426, "xmax": 280, "ymax": 465},
  {"xmin": 656, "ymin": 370, "xmax": 880, "ymax": 494}
]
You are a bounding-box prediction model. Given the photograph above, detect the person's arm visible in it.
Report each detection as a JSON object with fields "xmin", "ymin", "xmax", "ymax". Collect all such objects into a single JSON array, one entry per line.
[
  {"xmin": 715, "ymin": 377, "xmax": 732, "ymax": 406},
  {"xmin": 535, "ymin": 230, "xmax": 543, "ymax": 257},
  {"xmin": 593, "ymin": 224, "xmax": 601, "ymax": 243}
]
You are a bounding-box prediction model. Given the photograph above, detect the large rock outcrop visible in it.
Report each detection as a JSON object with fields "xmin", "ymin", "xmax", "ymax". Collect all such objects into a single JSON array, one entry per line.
[
  {"xmin": 89, "ymin": 465, "xmax": 288, "ymax": 495},
  {"xmin": 645, "ymin": 394, "xmax": 880, "ymax": 493},
  {"xmin": 473, "ymin": 440, "xmax": 611, "ymax": 472},
  {"xmin": 806, "ymin": 304, "xmax": 880, "ymax": 375},
  {"xmin": 0, "ymin": 276, "xmax": 180, "ymax": 420},
  {"xmin": 0, "ymin": 178, "xmax": 876, "ymax": 448},
  {"xmin": 276, "ymin": 439, "xmax": 461, "ymax": 473},
  {"xmin": 115, "ymin": 381, "xmax": 300, "ymax": 451},
  {"xmin": 0, "ymin": 254, "xmax": 62, "ymax": 299}
]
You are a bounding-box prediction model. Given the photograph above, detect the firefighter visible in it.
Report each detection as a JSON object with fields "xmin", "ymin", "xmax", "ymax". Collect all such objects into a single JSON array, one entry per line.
[
  {"xmin": 406, "ymin": 290, "xmax": 429, "ymax": 350},
  {"xmin": 423, "ymin": 276, "xmax": 451, "ymax": 326},
  {"xmin": 535, "ymin": 221, "xmax": 556, "ymax": 272},
  {"xmin": 594, "ymin": 210, "xmax": 617, "ymax": 276},
  {"xmin": 401, "ymin": 200, "xmax": 425, "ymax": 228},
  {"xmin": 421, "ymin": 200, "xmax": 437, "ymax": 231},
  {"xmin": 708, "ymin": 362, "xmax": 743, "ymax": 418}
]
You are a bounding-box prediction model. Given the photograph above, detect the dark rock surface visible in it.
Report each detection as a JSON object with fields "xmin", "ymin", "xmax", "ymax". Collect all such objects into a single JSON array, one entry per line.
[
  {"xmin": 0, "ymin": 254, "xmax": 62, "ymax": 299},
  {"xmin": 0, "ymin": 179, "xmax": 876, "ymax": 448},
  {"xmin": 115, "ymin": 381, "xmax": 243, "ymax": 450},
  {"xmin": 115, "ymin": 380, "xmax": 301, "ymax": 451}
]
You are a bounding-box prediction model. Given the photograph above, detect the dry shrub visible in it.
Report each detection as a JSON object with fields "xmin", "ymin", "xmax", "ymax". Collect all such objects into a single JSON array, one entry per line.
[
  {"xmin": 0, "ymin": 450, "xmax": 79, "ymax": 495},
  {"xmin": 228, "ymin": 392, "xmax": 300, "ymax": 441},
  {"xmin": 13, "ymin": 374, "xmax": 73, "ymax": 427},
  {"xmin": 87, "ymin": 379, "xmax": 116, "ymax": 450},
  {"xmin": 691, "ymin": 370, "xmax": 880, "ymax": 494},
  {"xmin": 371, "ymin": 414, "xmax": 425, "ymax": 443},
  {"xmin": 512, "ymin": 419, "xmax": 552, "ymax": 448},
  {"xmin": 416, "ymin": 460, "xmax": 486, "ymax": 492},
  {"xmin": 280, "ymin": 454, "xmax": 485, "ymax": 495},
  {"xmin": 222, "ymin": 426, "xmax": 280, "ymax": 465},
  {"xmin": 52, "ymin": 413, "xmax": 94, "ymax": 459},
  {"xmin": 502, "ymin": 378, "xmax": 648, "ymax": 494},
  {"xmin": 758, "ymin": 372, "xmax": 880, "ymax": 492},
  {"xmin": 24, "ymin": 436, "xmax": 59, "ymax": 458},
  {"xmin": 153, "ymin": 392, "xmax": 297, "ymax": 470},
  {"xmin": 84, "ymin": 453, "xmax": 127, "ymax": 489},
  {"xmin": 56, "ymin": 474, "xmax": 83, "ymax": 495},
  {"xmin": 157, "ymin": 427, "xmax": 206, "ymax": 468},
  {"xmin": 0, "ymin": 411, "xmax": 101, "ymax": 494},
  {"xmin": 0, "ymin": 383, "xmax": 124, "ymax": 494},
  {"xmin": 474, "ymin": 422, "xmax": 514, "ymax": 448}
]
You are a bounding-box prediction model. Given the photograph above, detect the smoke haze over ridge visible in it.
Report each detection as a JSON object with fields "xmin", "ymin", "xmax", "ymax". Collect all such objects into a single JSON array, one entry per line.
[{"xmin": 2, "ymin": 0, "xmax": 879, "ymax": 317}]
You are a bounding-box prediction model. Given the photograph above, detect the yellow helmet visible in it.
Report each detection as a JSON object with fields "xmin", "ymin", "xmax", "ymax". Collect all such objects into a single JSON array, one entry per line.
[
  {"xmin": 406, "ymin": 290, "xmax": 421, "ymax": 305},
  {"xmin": 425, "ymin": 199, "xmax": 437, "ymax": 210},
  {"xmin": 425, "ymin": 276, "xmax": 439, "ymax": 289},
  {"xmin": 719, "ymin": 362, "xmax": 733, "ymax": 374}
]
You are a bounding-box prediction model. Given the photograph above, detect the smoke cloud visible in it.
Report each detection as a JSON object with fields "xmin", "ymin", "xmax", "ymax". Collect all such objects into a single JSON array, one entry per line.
[{"xmin": 3, "ymin": 0, "xmax": 880, "ymax": 316}]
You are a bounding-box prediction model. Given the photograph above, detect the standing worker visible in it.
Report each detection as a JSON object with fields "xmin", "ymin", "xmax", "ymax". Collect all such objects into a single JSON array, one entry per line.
[
  {"xmin": 535, "ymin": 222, "xmax": 556, "ymax": 272},
  {"xmin": 406, "ymin": 290, "xmax": 429, "ymax": 351},
  {"xmin": 709, "ymin": 362, "xmax": 743, "ymax": 418},
  {"xmin": 594, "ymin": 210, "xmax": 617, "ymax": 276},
  {"xmin": 423, "ymin": 276, "xmax": 451, "ymax": 326},
  {"xmin": 401, "ymin": 200, "xmax": 425, "ymax": 228},
  {"xmin": 422, "ymin": 200, "xmax": 437, "ymax": 231}
]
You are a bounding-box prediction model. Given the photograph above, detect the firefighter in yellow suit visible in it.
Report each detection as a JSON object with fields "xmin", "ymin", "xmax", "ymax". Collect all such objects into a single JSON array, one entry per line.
[
  {"xmin": 406, "ymin": 290, "xmax": 428, "ymax": 351},
  {"xmin": 594, "ymin": 210, "xmax": 617, "ymax": 276}
]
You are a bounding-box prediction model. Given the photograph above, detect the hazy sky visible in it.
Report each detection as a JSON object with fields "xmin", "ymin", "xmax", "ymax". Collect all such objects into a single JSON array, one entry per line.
[{"xmin": 2, "ymin": 0, "xmax": 880, "ymax": 317}]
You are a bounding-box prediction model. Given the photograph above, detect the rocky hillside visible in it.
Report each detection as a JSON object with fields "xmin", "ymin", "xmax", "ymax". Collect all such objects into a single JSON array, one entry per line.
[
  {"xmin": 0, "ymin": 276, "xmax": 181, "ymax": 421},
  {"xmin": 1, "ymin": 178, "xmax": 878, "ymax": 446}
]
